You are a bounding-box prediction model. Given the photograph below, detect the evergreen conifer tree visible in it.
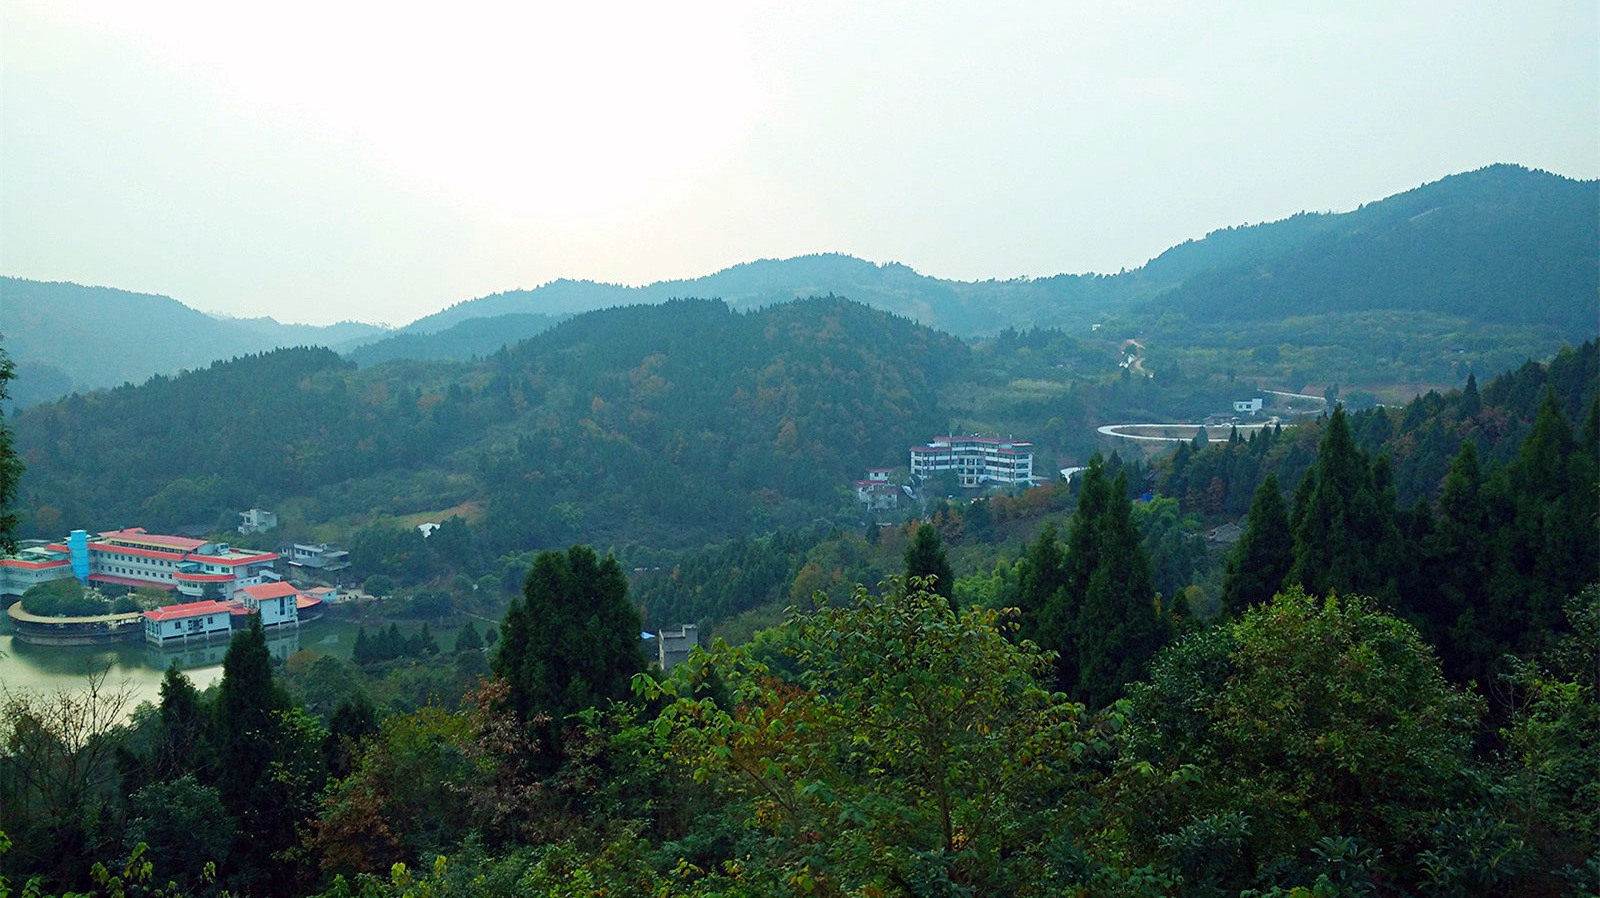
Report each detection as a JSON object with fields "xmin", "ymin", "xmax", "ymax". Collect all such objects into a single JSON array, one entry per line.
[
  {"xmin": 454, "ymin": 621, "xmax": 483, "ymax": 653},
  {"xmin": 214, "ymin": 617, "xmax": 296, "ymax": 874},
  {"xmin": 1289, "ymin": 407, "xmax": 1403, "ymax": 601},
  {"xmin": 155, "ymin": 663, "xmax": 208, "ymax": 780},
  {"xmin": 1074, "ymin": 469, "xmax": 1166, "ymax": 707},
  {"xmin": 1460, "ymin": 371, "xmax": 1480, "ymax": 418},
  {"xmin": 1219, "ymin": 472, "xmax": 1293, "ymax": 617},
  {"xmin": 0, "ymin": 342, "xmax": 18, "ymax": 552},
  {"xmin": 1015, "ymin": 523, "xmax": 1069, "ymax": 672},
  {"xmin": 1031, "ymin": 455, "xmax": 1167, "ymax": 705},
  {"xmin": 904, "ymin": 523, "xmax": 954, "ymax": 598},
  {"xmin": 492, "ymin": 545, "xmax": 646, "ymax": 758}
]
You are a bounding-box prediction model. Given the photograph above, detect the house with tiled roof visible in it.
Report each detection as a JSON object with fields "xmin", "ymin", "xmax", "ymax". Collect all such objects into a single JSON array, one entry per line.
[
  {"xmin": 143, "ymin": 599, "xmax": 239, "ymax": 643},
  {"xmin": 239, "ymin": 581, "xmax": 301, "ymax": 628}
]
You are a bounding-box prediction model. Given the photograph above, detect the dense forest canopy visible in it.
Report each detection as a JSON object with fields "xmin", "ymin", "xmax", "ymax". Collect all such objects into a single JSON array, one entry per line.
[
  {"xmin": 9, "ymin": 298, "xmax": 963, "ymax": 549},
  {"xmin": 0, "ymin": 293, "xmax": 1596, "ymax": 895},
  {"xmin": 2, "ymin": 167, "xmax": 1597, "ymax": 892}
]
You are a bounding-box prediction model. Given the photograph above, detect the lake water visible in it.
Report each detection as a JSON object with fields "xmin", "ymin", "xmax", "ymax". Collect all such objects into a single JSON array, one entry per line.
[
  {"xmin": 0, "ymin": 618, "xmax": 367, "ymax": 713},
  {"xmin": 0, "ymin": 616, "xmax": 466, "ymax": 714}
]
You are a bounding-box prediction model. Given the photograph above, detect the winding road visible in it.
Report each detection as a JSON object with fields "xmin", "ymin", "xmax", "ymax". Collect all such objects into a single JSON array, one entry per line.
[{"xmin": 1096, "ymin": 421, "xmax": 1278, "ymax": 443}]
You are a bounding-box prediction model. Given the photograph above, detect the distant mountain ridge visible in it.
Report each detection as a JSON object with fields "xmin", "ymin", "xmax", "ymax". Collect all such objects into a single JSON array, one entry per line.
[
  {"xmin": 389, "ymin": 163, "xmax": 1597, "ymax": 345},
  {"xmin": 4, "ymin": 164, "xmax": 1593, "ymax": 405},
  {"xmin": 0, "ymin": 278, "xmax": 387, "ymax": 407},
  {"xmin": 1145, "ymin": 164, "xmax": 1597, "ymax": 334}
]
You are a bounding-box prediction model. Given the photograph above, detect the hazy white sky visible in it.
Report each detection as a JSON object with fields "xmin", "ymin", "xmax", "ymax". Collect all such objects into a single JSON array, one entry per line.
[{"xmin": 3, "ymin": 1, "xmax": 1595, "ymax": 325}]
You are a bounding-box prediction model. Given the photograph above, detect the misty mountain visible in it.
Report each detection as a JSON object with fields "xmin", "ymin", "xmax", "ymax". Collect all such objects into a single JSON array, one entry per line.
[
  {"xmin": 397, "ymin": 253, "xmax": 1138, "ymax": 340},
  {"xmin": 223, "ymin": 315, "xmax": 388, "ymax": 347},
  {"xmin": 5, "ymin": 164, "xmax": 1591, "ymax": 407},
  {"xmin": 1144, "ymin": 164, "xmax": 1597, "ymax": 335},
  {"xmin": 389, "ymin": 164, "xmax": 1596, "ymax": 346},
  {"xmin": 345, "ymin": 312, "xmax": 567, "ymax": 367},
  {"xmin": 0, "ymin": 278, "xmax": 387, "ymax": 407}
]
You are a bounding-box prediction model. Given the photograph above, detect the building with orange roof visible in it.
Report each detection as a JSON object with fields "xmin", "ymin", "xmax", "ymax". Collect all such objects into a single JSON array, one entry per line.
[{"xmin": 2, "ymin": 527, "xmax": 281, "ymax": 601}]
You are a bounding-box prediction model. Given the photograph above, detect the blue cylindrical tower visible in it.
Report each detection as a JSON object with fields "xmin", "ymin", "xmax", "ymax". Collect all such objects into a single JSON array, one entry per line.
[{"xmin": 68, "ymin": 529, "xmax": 90, "ymax": 582}]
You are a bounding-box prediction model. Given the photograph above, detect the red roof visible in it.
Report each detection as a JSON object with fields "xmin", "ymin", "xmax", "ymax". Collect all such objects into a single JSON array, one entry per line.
[
  {"xmin": 143, "ymin": 599, "xmax": 241, "ymax": 621},
  {"xmin": 89, "ymin": 574, "xmax": 177, "ymax": 589},
  {"xmin": 241, "ymin": 581, "xmax": 299, "ymax": 601},
  {"xmin": 296, "ymin": 594, "xmax": 323, "ymax": 611},
  {"xmin": 174, "ymin": 571, "xmax": 236, "ymax": 582},
  {"xmin": 0, "ymin": 558, "xmax": 70, "ymax": 570},
  {"xmin": 99, "ymin": 529, "xmax": 209, "ymax": 552},
  {"xmin": 87, "ymin": 542, "xmax": 186, "ymax": 561}
]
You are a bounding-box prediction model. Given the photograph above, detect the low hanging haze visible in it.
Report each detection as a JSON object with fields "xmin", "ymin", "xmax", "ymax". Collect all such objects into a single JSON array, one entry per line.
[{"xmin": 3, "ymin": 1, "xmax": 1595, "ymax": 326}]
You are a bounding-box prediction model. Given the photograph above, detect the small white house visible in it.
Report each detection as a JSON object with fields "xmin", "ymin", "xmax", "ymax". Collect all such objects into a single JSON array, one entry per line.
[
  {"xmin": 289, "ymin": 543, "xmax": 350, "ymax": 571},
  {"xmin": 142, "ymin": 600, "xmax": 238, "ymax": 643},
  {"xmin": 238, "ymin": 508, "xmax": 278, "ymax": 535},
  {"xmin": 1233, "ymin": 397, "xmax": 1265, "ymax": 414},
  {"xmin": 239, "ymin": 581, "xmax": 301, "ymax": 628}
]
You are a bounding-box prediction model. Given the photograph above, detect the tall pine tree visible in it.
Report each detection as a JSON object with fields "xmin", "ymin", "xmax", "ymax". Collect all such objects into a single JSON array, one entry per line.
[
  {"xmin": 1029, "ymin": 455, "xmax": 1167, "ymax": 706},
  {"xmin": 904, "ymin": 523, "xmax": 954, "ymax": 598},
  {"xmin": 1289, "ymin": 407, "xmax": 1404, "ymax": 602},
  {"xmin": 1219, "ymin": 472, "xmax": 1293, "ymax": 617},
  {"xmin": 493, "ymin": 545, "xmax": 646, "ymax": 757}
]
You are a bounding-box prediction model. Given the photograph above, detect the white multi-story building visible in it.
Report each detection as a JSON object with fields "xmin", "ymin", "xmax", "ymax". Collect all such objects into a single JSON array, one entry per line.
[
  {"xmin": 909, "ymin": 436, "xmax": 1034, "ymax": 487},
  {"xmin": 239, "ymin": 581, "xmax": 302, "ymax": 628},
  {"xmin": 1, "ymin": 528, "xmax": 280, "ymax": 600}
]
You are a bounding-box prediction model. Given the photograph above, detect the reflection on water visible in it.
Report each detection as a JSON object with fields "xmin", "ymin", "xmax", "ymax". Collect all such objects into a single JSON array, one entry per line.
[
  {"xmin": 143, "ymin": 628, "xmax": 303, "ymax": 670},
  {"xmin": 1, "ymin": 618, "xmax": 436, "ymax": 717},
  {"xmin": 0, "ymin": 621, "xmax": 341, "ymax": 714}
]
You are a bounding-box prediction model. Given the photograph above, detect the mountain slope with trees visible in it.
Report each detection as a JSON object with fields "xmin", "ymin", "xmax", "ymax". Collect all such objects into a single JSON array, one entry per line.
[
  {"xmin": 0, "ymin": 278, "xmax": 386, "ymax": 407},
  {"xmin": 385, "ymin": 164, "xmax": 1597, "ymax": 345},
  {"xmin": 9, "ymin": 297, "xmax": 964, "ymax": 550},
  {"xmin": 8, "ymin": 164, "xmax": 1590, "ymax": 409}
]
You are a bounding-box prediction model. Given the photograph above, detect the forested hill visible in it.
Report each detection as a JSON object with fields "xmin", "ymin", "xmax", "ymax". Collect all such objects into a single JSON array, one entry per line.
[
  {"xmin": 0, "ymin": 278, "xmax": 387, "ymax": 406},
  {"xmin": 344, "ymin": 312, "xmax": 567, "ymax": 367},
  {"xmin": 381, "ymin": 164, "xmax": 1596, "ymax": 346},
  {"xmin": 1145, "ymin": 164, "xmax": 1597, "ymax": 334},
  {"xmin": 391, "ymin": 253, "xmax": 1130, "ymax": 340},
  {"xmin": 11, "ymin": 297, "xmax": 963, "ymax": 549},
  {"xmin": 8, "ymin": 165, "xmax": 1590, "ymax": 407}
]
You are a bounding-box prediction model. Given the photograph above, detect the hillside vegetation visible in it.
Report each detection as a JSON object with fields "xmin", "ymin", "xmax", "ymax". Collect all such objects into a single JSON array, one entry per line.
[
  {"xmin": 0, "ymin": 278, "xmax": 385, "ymax": 406},
  {"xmin": 7, "ymin": 165, "xmax": 1592, "ymax": 408},
  {"xmin": 11, "ymin": 298, "xmax": 964, "ymax": 550}
]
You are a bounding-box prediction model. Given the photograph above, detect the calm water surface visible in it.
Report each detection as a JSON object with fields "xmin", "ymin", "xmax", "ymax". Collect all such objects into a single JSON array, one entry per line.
[{"xmin": 0, "ymin": 618, "xmax": 370, "ymax": 713}]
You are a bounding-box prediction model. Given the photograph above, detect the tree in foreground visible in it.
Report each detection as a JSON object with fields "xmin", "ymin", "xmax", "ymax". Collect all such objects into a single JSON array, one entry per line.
[
  {"xmin": 1218, "ymin": 471, "xmax": 1292, "ymax": 617},
  {"xmin": 1020, "ymin": 454, "xmax": 1166, "ymax": 705},
  {"xmin": 648, "ymin": 577, "xmax": 1091, "ymax": 895},
  {"xmin": 0, "ymin": 339, "xmax": 19, "ymax": 552},
  {"xmin": 492, "ymin": 545, "xmax": 645, "ymax": 756},
  {"xmin": 1289, "ymin": 407, "xmax": 1404, "ymax": 602},
  {"xmin": 1107, "ymin": 586, "xmax": 1488, "ymax": 894},
  {"xmin": 214, "ymin": 616, "xmax": 325, "ymax": 894}
]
